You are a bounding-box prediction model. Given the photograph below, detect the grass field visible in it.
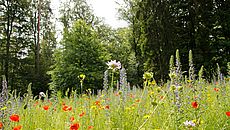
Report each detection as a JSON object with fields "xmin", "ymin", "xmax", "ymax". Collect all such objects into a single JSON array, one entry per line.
[
  {"xmin": 1, "ymin": 59, "xmax": 230, "ymax": 130},
  {"xmin": 0, "ymin": 76, "xmax": 230, "ymax": 130}
]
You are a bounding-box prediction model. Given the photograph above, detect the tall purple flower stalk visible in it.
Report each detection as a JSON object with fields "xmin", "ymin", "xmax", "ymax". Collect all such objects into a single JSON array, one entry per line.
[
  {"xmin": 0, "ymin": 77, "xmax": 8, "ymax": 104},
  {"xmin": 119, "ymin": 67, "xmax": 127, "ymax": 91},
  {"xmin": 120, "ymin": 67, "xmax": 128, "ymax": 102},
  {"xmin": 174, "ymin": 50, "xmax": 182, "ymax": 111},
  {"xmin": 103, "ymin": 70, "xmax": 109, "ymax": 91},
  {"xmin": 0, "ymin": 77, "xmax": 9, "ymax": 120}
]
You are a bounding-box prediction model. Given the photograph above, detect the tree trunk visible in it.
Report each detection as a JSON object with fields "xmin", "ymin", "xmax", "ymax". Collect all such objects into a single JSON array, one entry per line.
[
  {"xmin": 35, "ymin": 0, "xmax": 41, "ymax": 75},
  {"xmin": 188, "ymin": 0, "xmax": 196, "ymax": 51},
  {"xmin": 5, "ymin": 0, "xmax": 14, "ymax": 84}
]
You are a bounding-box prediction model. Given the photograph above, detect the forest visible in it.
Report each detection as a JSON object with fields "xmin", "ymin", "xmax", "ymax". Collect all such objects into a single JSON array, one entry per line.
[{"xmin": 0, "ymin": 0, "xmax": 229, "ymax": 95}]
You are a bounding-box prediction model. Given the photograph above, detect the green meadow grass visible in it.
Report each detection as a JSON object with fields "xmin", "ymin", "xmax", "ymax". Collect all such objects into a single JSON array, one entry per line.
[{"xmin": 1, "ymin": 78, "xmax": 230, "ymax": 130}]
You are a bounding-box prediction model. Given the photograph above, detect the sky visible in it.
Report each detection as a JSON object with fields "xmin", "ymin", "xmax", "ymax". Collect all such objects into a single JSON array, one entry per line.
[
  {"xmin": 50, "ymin": 0, "xmax": 128, "ymax": 29},
  {"xmin": 87, "ymin": 0, "xmax": 128, "ymax": 28},
  {"xmin": 50, "ymin": 0, "xmax": 129, "ymax": 41}
]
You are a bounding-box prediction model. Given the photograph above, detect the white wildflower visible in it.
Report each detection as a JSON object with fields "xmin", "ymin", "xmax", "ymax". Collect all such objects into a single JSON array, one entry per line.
[
  {"xmin": 39, "ymin": 92, "xmax": 46, "ymax": 98},
  {"xmin": 184, "ymin": 120, "xmax": 196, "ymax": 127},
  {"xmin": 106, "ymin": 60, "xmax": 121, "ymax": 71}
]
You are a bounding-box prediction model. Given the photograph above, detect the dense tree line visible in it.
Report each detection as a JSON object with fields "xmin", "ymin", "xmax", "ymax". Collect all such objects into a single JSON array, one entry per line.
[
  {"xmin": 119, "ymin": 0, "xmax": 230, "ymax": 83},
  {"xmin": 0, "ymin": 0, "xmax": 56, "ymax": 94}
]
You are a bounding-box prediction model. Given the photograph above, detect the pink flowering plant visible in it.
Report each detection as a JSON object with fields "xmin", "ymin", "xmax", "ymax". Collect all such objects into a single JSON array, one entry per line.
[
  {"xmin": 106, "ymin": 60, "xmax": 121, "ymax": 89},
  {"xmin": 106, "ymin": 60, "xmax": 121, "ymax": 71}
]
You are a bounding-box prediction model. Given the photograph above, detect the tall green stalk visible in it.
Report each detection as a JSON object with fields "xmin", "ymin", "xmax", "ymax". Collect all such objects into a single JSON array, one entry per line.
[{"xmin": 111, "ymin": 71, "xmax": 114, "ymax": 89}]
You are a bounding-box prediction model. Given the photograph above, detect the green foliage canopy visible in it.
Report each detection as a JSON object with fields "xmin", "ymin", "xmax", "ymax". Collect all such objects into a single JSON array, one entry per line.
[{"xmin": 49, "ymin": 20, "xmax": 106, "ymax": 94}]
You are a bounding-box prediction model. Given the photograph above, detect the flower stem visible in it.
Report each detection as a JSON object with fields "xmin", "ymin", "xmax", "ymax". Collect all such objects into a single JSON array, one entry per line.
[
  {"xmin": 138, "ymin": 90, "xmax": 170, "ymax": 130},
  {"xmin": 80, "ymin": 81, "xmax": 83, "ymax": 94},
  {"xmin": 111, "ymin": 71, "xmax": 114, "ymax": 89}
]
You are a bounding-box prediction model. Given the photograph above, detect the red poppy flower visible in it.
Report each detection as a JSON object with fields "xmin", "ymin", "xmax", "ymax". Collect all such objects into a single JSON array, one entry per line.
[
  {"xmin": 79, "ymin": 112, "xmax": 85, "ymax": 117},
  {"xmin": 160, "ymin": 96, "xmax": 164, "ymax": 100},
  {"xmin": 105, "ymin": 105, "xmax": 110, "ymax": 109},
  {"xmin": 94, "ymin": 101, "xmax": 100, "ymax": 106},
  {"xmin": 70, "ymin": 116, "xmax": 75, "ymax": 122},
  {"xmin": 0, "ymin": 122, "xmax": 3, "ymax": 129},
  {"xmin": 214, "ymin": 88, "xmax": 220, "ymax": 92},
  {"xmin": 70, "ymin": 123, "xmax": 80, "ymax": 130},
  {"xmin": 226, "ymin": 111, "xmax": 230, "ymax": 117},
  {"xmin": 10, "ymin": 114, "xmax": 20, "ymax": 122},
  {"xmin": 63, "ymin": 105, "xmax": 68, "ymax": 111},
  {"xmin": 191, "ymin": 101, "xmax": 198, "ymax": 109},
  {"xmin": 13, "ymin": 125, "xmax": 22, "ymax": 130},
  {"xmin": 68, "ymin": 106, "xmax": 72, "ymax": 111},
  {"xmin": 88, "ymin": 126, "xmax": 93, "ymax": 130},
  {"xmin": 62, "ymin": 105, "xmax": 72, "ymax": 111},
  {"xmin": 43, "ymin": 105, "xmax": 49, "ymax": 110}
]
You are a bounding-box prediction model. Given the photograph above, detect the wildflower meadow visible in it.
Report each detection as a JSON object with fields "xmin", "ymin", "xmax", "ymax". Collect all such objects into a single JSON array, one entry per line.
[
  {"xmin": 0, "ymin": 51, "xmax": 230, "ymax": 130},
  {"xmin": 0, "ymin": 0, "xmax": 229, "ymax": 129}
]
